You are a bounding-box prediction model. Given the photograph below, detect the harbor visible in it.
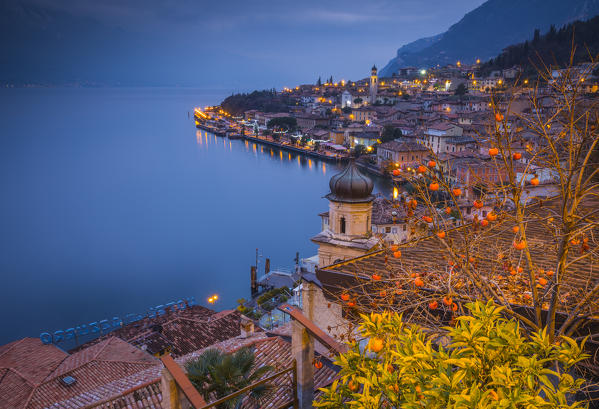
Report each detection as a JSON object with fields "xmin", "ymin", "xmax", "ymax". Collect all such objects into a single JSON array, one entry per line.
[{"xmin": 194, "ymin": 107, "xmax": 351, "ymax": 163}]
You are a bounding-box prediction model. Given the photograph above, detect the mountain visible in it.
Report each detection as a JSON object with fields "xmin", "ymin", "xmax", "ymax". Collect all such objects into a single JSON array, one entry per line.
[{"xmin": 380, "ymin": 0, "xmax": 599, "ymax": 77}]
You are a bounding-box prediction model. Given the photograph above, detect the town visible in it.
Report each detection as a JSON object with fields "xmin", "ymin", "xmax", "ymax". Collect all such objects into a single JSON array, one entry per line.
[
  {"xmin": 195, "ymin": 60, "xmax": 597, "ymax": 187},
  {"xmin": 2, "ymin": 4, "xmax": 599, "ymax": 409}
]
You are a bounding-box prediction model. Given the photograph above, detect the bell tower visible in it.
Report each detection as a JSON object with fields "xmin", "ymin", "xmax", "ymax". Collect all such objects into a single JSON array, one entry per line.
[
  {"xmin": 369, "ymin": 65, "xmax": 378, "ymax": 104},
  {"xmin": 311, "ymin": 161, "xmax": 379, "ymax": 267}
]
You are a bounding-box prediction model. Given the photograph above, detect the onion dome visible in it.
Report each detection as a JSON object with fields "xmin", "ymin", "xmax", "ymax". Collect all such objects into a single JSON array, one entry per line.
[
  {"xmin": 326, "ymin": 161, "xmax": 374, "ymax": 203},
  {"xmin": 371, "ymin": 64, "xmax": 377, "ymax": 72}
]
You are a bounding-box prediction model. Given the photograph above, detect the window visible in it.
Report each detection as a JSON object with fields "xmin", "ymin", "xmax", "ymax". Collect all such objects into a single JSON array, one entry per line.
[
  {"xmin": 372, "ymin": 226, "xmax": 377, "ymax": 233},
  {"xmin": 324, "ymin": 217, "xmax": 328, "ymax": 225},
  {"xmin": 385, "ymin": 227, "xmax": 391, "ymax": 233},
  {"xmin": 340, "ymin": 217, "xmax": 346, "ymax": 234},
  {"xmin": 392, "ymin": 228, "xmax": 397, "ymax": 234},
  {"xmin": 403, "ymin": 224, "xmax": 407, "ymax": 231}
]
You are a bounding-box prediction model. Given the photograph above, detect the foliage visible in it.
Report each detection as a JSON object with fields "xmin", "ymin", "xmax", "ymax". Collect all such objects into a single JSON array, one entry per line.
[
  {"xmin": 186, "ymin": 347, "xmax": 273, "ymax": 409},
  {"xmin": 354, "ymin": 144, "xmax": 368, "ymax": 157},
  {"xmin": 454, "ymin": 83, "xmax": 468, "ymax": 96},
  {"xmin": 236, "ymin": 298, "xmax": 250, "ymax": 314},
  {"xmin": 381, "ymin": 125, "xmax": 403, "ymax": 143},
  {"xmin": 315, "ymin": 301, "xmax": 589, "ymax": 409},
  {"xmin": 342, "ymin": 106, "xmax": 352, "ymax": 114},
  {"xmin": 479, "ymin": 16, "xmax": 599, "ymax": 77},
  {"xmin": 256, "ymin": 287, "xmax": 289, "ymax": 306},
  {"xmin": 267, "ymin": 116, "xmax": 297, "ymax": 131},
  {"xmin": 220, "ymin": 90, "xmax": 291, "ymax": 116},
  {"xmin": 354, "ymin": 97, "xmax": 363, "ymax": 104}
]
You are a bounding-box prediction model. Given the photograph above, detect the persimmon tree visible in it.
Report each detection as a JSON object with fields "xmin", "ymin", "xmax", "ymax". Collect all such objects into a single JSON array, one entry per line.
[
  {"xmin": 333, "ymin": 52, "xmax": 599, "ymax": 338},
  {"xmin": 314, "ymin": 301, "xmax": 589, "ymax": 409},
  {"xmin": 326, "ymin": 52, "xmax": 599, "ymax": 396}
]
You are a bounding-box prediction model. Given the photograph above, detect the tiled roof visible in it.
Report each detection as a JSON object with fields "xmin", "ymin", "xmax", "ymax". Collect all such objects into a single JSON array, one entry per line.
[
  {"xmin": 0, "ymin": 337, "xmax": 158, "ymax": 409},
  {"xmin": 0, "ymin": 338, "xmax": 68, "ymax": 385},
  {"xmin": 72, "ymin": 306, "xmax": 242, "ymax": 358},
  {"xmin": 66, "ymin": 334, "xmax": 338, "ymax": 409},
  {"xmin": 46, "ymin": 338, "xmax": 155, "ymax": 382},
  {"xmin": 378, "ymin": 140, "xmax": 428, "ymax": 153},
  {"xmin": 317, "ymin": 196, "xmax": 599, "ymax": 316}
]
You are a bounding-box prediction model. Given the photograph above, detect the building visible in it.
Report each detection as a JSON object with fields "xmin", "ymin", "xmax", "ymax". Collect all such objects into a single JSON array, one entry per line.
[
  {"xmin": 311, "ymin": 162, "xmax": 380, "ymax": 267},
  {"xmin": 349, "ymin": 131, "xmax": 380, "ymax": 148},
  {"xmin": 341, "ymin": 90, "xmax": 353, "ymax": 108},
  {"xmin": 311, "ymin": 196, "xmax": 599, "ymax": 357},
  {"xmin": 295, "ymin": 114, "xmax": 330, "ymax": 131},
  {"xmin": 319, "ymin": 196, "xmax": 427, "ymax": 245},
  {"xmin": 376, "ymin": 140, "xmax": 429, "ymax": 170},
  {"xmin": 351, "ymin": 106, "xmax": 377, "ymax": 123},
  {"xmin": 0, "ymin": 306, "xmax": 338, "ymax": 409},
  {"xmin": 369, "ymin": 65, "xmax": 378, "ymax": 104},
  {"xmin": 0, "ymin": 336, "xmax": 158, "ymax": 409},
  {"xmin": 71, "ymin": 304, "xmax": 244, "ymax": 357},
  {"xmin": 421, "ymin": 122, "xmax": 464, "ymax": 154}
]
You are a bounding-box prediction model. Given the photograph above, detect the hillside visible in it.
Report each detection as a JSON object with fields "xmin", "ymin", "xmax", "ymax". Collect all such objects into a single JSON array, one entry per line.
[
  {"xmin": 220, "ymin": 90, "xmax": 292, "ymax": 116},
  {"xmin": 380, "ymin": 0, "xmax": 599, "ymax": 77},
  {"xmin": 479, "ymin": 16, "xmax": 599, "ymax": 75}
]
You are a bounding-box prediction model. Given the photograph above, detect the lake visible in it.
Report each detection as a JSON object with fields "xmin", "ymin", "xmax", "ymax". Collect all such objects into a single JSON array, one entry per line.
[{"xmin": 0, "ymin": 87, "xmax": 390, "ymax": 346}]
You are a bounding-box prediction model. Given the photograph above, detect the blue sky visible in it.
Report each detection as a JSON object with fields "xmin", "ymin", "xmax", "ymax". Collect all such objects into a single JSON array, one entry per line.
[{"xmin": 1, "ymin": 0, "xmax": 486, "ymax": 88}]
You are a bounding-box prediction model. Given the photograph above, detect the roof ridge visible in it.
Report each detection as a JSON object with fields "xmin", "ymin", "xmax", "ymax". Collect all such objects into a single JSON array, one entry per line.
[
  {"xmin": 93, "ymin": 359, "xmax": 158, "ymax": 367},
  {"xmin": 322, "ymin": 249, "xmax": 385, "ymax": 270},
  {"xmin": 3, "ymin": 367, "xmax": 35, "ymax": 387},
  {"xmin": 46, "ymin": 337, "xmax": 116, "ymax": 382},
  {"xmin": 21, "ymin": 383, "xmax": 37, "ymax": 409},
  {"xmin": 93, "ymin": 336, "xmax": 118, "ymax": 361}
]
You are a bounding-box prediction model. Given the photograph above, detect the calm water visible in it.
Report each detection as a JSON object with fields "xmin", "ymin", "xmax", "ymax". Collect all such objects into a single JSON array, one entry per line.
[{"xmin": 0, "ymin": 88, "xmax": 390, "ymax": 345}]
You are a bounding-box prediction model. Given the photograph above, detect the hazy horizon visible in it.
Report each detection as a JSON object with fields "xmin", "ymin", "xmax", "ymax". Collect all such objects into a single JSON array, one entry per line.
[{"xmin": 1, "ymin": 0, "xmax": 486, "ymax": 89}]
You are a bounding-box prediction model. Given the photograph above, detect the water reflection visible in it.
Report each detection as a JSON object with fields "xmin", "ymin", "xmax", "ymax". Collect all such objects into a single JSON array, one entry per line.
[{"xmin": 193, "ymin": 132, "xmax": 393, "ymax": 194}]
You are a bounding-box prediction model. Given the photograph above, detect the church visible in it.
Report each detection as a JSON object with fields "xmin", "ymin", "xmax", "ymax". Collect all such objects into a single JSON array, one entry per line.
[{"xmin": 310, "ymin": 161, "xmax": 380, "ymax": 267}]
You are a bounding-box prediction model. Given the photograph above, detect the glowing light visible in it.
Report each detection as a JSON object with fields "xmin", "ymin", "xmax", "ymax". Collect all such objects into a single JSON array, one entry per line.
[
  {"xmin": 393, "ymin": 187, "xmax": 399, "ymax": 199},
  {"xmin": 420, "ymin": 69, "xmax": 426, "ymax": 75},
  {"xmin": 208, "ymin": 294, "xmax": 219, "ymax": 304}
]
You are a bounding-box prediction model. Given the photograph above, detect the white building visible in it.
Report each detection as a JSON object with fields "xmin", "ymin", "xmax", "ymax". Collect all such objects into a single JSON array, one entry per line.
[{"xmin": 341, "ymin": 91, "xmax": 353, "ymax": 108}]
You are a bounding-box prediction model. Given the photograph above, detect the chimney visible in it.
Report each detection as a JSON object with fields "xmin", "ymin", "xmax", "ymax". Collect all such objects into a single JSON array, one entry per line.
[{"xmin": 240, "ymin": 316, "xmax": 254, "ymax": 338}]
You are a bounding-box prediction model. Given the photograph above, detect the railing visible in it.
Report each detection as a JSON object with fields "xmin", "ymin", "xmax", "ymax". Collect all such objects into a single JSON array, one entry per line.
[{"xmin": 161, "ymin": 354, "xmax": 298, "ymax": 409}]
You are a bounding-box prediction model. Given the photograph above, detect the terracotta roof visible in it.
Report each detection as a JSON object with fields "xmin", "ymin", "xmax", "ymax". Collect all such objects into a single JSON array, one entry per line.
[
  {"xmin": 0, "ymin": 338, "xmax": 68, "ymax": 385},
  {"xmin": 69, "ymin": 334, "xmax": 338, "ymax": 409},
  {"xmin": 317, "ymin": 196, "xmax": 599, "ymax": 316},
  {"xmin": 378, "ymin": 140, "xmax": 428, "ymax": 153},
  {"xmin": 0, "ymin": 337, "xmax": 158, "ymax": 409},
  {"xmin": 71, "ymin": 306, "xmax": 243, "ymax": 358}
]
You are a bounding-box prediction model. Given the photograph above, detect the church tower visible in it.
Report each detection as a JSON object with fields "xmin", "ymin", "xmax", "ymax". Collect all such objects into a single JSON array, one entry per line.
[
  {"xmin": 311, "ymin": 161, "xmax": 379, "ymax": 267},
  {"xmin": 369, "ymin": 64, "xmax": 378, "ymax": 104}
]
